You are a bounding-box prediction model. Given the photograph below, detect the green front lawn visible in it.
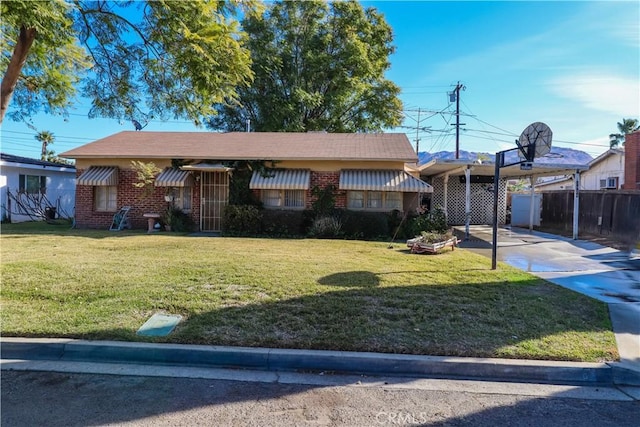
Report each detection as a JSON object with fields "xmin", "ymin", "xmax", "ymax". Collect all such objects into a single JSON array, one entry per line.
[{"xmin": 0, "ymin": 222, "xmax": 618, "ymax": 362}]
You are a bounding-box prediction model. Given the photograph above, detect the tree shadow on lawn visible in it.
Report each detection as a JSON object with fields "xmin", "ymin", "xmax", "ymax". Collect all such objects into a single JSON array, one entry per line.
[
  {"xmin": 143, "ymin": 277, "xmax": 616, "ymax": 362},
  {"xmin": 3, "ymin": 275, "xmax": 618, "ymax": 362}
]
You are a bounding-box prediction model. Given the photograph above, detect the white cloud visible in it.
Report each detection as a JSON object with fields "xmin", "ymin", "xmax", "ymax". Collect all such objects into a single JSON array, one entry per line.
[{"xmin": 548, "ymin": 73, "xmax": 640, "ymax": 117}]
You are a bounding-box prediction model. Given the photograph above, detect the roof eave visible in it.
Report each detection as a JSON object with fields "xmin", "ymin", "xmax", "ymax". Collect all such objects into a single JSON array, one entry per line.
[{"xmin": 62, "ymin": 154, "xmax": 417, "ymax": 162}]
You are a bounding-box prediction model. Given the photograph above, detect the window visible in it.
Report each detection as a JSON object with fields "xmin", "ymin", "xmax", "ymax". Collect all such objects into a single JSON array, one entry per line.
[
  {"xmin": 600, "ymin": 177, "xmax": 619, "ymax": 189},
  {"xmin": 284, "ymin": 190, "xmax": 304, "ymax": 208},
  {"xmin": 347, "ymin": 191, "xmax": 364, "ymax": 209},
  {"xmin": 261, "ymin": 189, "xmax": 305, "ymax": 208},
  {"xmin": 166, "ymin": 186, "xmax": 192, "ymax": 212},
  {"xmin": 385, "ymin": 192, "xmax": 402, "ymax": 210},
  {"xmin": 262, "ymin": 189, "xmax": 282, "ymax": 207},
  {"xmin": 347, "ymin": 191, "xmax": 403, "ymax": 211},
  {"xmin": 19, "ymin": 174, "xmax": 47, "ymax": 195},
  {"xmin": 181, "ymin": 186, "xmax": 192, "ymax": 212},
  {"xmin": 367, "ymin": 192, "xmax": 382, "ymax": 209},
  {"xmin": 95, "ymin": 186, "xmax": 118, "ymax": 211}
]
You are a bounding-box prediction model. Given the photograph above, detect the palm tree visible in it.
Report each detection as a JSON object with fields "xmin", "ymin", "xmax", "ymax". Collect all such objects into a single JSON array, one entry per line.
[
  {"xmin": 35, "ymin": 131, "xmax": 55, "ymax": 160},
  {"xmin": 609, "ymin": 118, "xmax": 640, "ymax": 148}
]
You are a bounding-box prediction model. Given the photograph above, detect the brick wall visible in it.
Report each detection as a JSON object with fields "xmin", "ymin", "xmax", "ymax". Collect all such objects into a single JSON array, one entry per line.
[
  {"xmin": 74, "ymin": 168, "xmax": 199, "ymax": 229},
  {"xmin": 309, "ymin": 171, "xmax": 345, "ymax": 208},
  {"xmin": 623, "ymin": 131, "xmax": 640, "ymax": 190}
]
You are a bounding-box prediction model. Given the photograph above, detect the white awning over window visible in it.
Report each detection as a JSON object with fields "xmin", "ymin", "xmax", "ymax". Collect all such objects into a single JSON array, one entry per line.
[
  {"xmin": 154, "ymin": 168, "xmax": 193, "ymax": 187},
  {"xmin": 180, "ymin": 163, "xmax": 233, "ymax": 172},
  {"xmin": 76, "ymin": 166, "xmax": 118, "ymax": 186},
  {"xmin": 339, "ymin": 170, "xmax": 432, "ymax": 193},
  {"xmin": 249, "ymin": 169, "xmax": 310, "ymax": 190}
]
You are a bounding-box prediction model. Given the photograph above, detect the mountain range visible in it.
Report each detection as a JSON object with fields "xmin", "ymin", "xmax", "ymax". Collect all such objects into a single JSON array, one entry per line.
[{"xmin": 418, "ymin": 147, "xmax": 593, "ymax": 166}]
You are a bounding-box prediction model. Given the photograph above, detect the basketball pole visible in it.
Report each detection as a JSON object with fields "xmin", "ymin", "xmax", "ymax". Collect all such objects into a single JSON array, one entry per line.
[
  {"xmin": 492, "ymin": 122, "xmax": 551, "ymax": 270},
  {"xmin": 491, "ymin": 144, "xmax": 536, "ymax": 270},
  {"xmin": 491, "ymin": 153, "xmax": 503, "ymax": 270}
]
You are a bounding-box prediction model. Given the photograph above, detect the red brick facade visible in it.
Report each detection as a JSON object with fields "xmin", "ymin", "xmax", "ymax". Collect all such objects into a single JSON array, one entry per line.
[
  {"xmin": 308, "ymin": 171, "xmax": 346, "ymax": 209},
  {"xmin": 75, "ymin": 168, "xmax": 417, "ymax": 229},
  {"xmin": 74, "ymin": 168, "xmax": 200, "ymax": 229},
  {"xmin": 623, "ymin": 131, "xmax": 640, "ymax": 190}
]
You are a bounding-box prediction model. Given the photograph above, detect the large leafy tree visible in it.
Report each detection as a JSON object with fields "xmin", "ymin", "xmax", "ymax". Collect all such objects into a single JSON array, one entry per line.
[
  {"xmin": 1, "ymin": 0, "xmax": 257, "ymax": 125},
  {"xmin": 208, "ymin": 0, "xmax": 403, "ymax": 133},
  {"xmin": 609, "ymin": 118, "xmax": 640, "ymax": 148}
]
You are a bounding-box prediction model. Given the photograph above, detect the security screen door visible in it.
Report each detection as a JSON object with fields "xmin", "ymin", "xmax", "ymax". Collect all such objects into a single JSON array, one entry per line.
[{"xmin": 200, "ymin": 172, "xmax": 229, "ymax": 232}]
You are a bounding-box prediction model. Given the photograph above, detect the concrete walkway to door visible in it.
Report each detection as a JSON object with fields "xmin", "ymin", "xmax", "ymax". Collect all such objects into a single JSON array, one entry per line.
[{"xmin": 455, "ymin": 225, "xmax": 640, "ymax": 375}]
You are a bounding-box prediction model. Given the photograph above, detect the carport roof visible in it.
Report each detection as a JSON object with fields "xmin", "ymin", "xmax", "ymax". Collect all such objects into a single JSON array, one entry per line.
[{"xmin": 418, "ymin": 159, "xmax": 589, "ymax": 179}]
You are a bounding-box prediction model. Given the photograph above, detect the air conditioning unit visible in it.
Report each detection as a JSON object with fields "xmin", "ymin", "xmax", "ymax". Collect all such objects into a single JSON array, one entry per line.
[{"xmin": 600, "ymin": 177, "xmax": 619, "ymax": 189}]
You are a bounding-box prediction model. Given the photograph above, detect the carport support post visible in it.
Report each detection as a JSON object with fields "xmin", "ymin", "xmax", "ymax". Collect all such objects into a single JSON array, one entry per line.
[
  {"xmin": 491, "ymin": 153, "xmax": 503, "ymax": 270},
  {"xmin": 529, "ymin": 175, "xmax": 536, "ymax": 233},
  {"xmin": 443, "ymin": 174, "xmax": 449, "ymax": 222},
  {"xmin": 573, "ymin": 170, "xmax": 581, "ymax": 239},
  {"xmin": 464, "ymin": 166, "xmax": 471, "ymax": 240}
]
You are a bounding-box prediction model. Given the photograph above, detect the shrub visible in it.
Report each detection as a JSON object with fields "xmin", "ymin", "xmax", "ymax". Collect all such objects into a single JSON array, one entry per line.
[
  {"xmin": 162, "ymin": 205, "xmax": 195, "ymax": 232},
  {"xmin": 339, "ymin": 210, "xmax": 389, "ymax": 240},
  {"xmin": 387, "ymin": 209, "xmax": 405, "ymax": 238},
  {"xmin": 261, "ymin": 210, "xmax": 306, "ymax": 237},
  {"xmin": 405, "ymin": 206, "xmax": 448, "ymax": 237},
  {"xmin": 418, "ymin": 230, "xmax": 454, "ymax": 243},
  {"xmin": 222, "ymin": 205, "xmax": 262, "ymax": 236},
  {"xmin": 311, "ymin": 185, "xmax": 336, "ymax": 218},
  {"xmin": 309, "ymin": 216, "xmax": 343, "ymax": 238}
]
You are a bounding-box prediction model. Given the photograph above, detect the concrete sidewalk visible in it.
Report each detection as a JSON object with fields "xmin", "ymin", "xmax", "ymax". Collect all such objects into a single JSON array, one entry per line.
[{"xmin": 457, "ymin": 226, "xmax": 640, "ymax": 374}]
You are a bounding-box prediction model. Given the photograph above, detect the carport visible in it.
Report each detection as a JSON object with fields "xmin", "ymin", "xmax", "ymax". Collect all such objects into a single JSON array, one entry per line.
[{"xmin": 418, "ymin": 159, "xmax": 589, "ymax": 240}]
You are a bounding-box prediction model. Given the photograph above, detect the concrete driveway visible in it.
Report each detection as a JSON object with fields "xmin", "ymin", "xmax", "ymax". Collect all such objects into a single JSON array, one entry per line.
[{"xmin": 456, "ymin": 226, "xmax": 640, "ymax": 372}]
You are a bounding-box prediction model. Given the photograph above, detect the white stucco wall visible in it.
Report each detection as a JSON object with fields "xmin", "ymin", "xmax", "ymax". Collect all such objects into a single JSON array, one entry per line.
[
  {"xmin": 0, "ymin": 162, "xmax": 76, "ymax": 222},
  {"xmin": 580, "ymin": 152, "xmax": 625, "ymax": 190}
]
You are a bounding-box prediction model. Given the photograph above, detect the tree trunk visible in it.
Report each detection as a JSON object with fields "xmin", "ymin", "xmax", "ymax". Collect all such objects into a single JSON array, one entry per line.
[{"xmin": 0, "ymin": 26, "xmax": 36, "ymax": 124}]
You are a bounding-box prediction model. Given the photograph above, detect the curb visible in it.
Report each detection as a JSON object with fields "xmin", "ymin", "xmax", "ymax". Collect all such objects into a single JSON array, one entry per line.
[{"xmin": 2, "ymin": 338, "xmax": 639, "ymax": 386}]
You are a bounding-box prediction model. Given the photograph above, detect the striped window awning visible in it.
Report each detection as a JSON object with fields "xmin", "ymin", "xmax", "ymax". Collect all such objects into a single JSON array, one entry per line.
[
  {"xmin": 249, "ymin": 169, "xmax": 311, "ymax": 190},
  {"xmin": 339, "ymin": 170, "xmax": 433, "ymax": 193},
  {"xmin": 154, "ymin": 168, "xmax": 193, "ymax": 187},
  {"xmin": 76, "ymin": 166, "xmax": 118, "ymax": 186},
  {"xmin": 180, "ymin": 163, "xmax": 233, "ymax": 172}
]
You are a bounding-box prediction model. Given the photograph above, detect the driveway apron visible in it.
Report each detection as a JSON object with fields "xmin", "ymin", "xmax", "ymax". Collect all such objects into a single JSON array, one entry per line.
[{"xmin": 457, "ymin": 226, "xmax": 640, "ymax": 372}]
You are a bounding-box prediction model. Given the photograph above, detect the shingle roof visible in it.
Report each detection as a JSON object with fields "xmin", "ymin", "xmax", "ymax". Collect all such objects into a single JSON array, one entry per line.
[{"xmin": 60, "ymin": 131, "xmax": 417, "ymax": 162}]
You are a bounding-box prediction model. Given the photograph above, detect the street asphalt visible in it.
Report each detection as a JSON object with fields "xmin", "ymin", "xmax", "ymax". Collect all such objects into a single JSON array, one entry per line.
[{"xmin": 2, "ymin": 226, "xmax": 639, "ymax": 394}]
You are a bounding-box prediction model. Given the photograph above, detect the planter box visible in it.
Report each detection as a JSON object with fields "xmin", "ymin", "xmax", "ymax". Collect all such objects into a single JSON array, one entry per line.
[{"xmin": 407, "ymin": 236, "xmax": 458, "ymax": 254}]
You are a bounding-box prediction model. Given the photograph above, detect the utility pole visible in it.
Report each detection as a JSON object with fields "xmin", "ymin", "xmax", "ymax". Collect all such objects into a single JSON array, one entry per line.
[
  {"xmin": 415, "ymin": 107, "xmax": 421, "ymax": 155},
  {"xmin": 450, "ymin": 82, "xmax": 465, "ymax": 159}
]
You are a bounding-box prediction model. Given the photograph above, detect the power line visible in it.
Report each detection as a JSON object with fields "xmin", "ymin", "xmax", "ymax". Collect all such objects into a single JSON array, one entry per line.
[
  {"xmin": 1, "ymin": 130, "xmax": 94, "ymax": 140},
  {"xmin": 0, "ymin": 136, "xmax": 84, "ymax": 147}
]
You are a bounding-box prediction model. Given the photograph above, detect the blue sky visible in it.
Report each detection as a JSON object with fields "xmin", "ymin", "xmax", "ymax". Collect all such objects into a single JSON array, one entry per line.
[{"xmin": 1, "ymin": 1, "xmax": 638, "ymax": 160}]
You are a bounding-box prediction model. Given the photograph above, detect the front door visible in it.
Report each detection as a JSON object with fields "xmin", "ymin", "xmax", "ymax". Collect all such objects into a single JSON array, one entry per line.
[{"xmin": 200, "ymin": 172, "xmax": 229, "ymax": 232}]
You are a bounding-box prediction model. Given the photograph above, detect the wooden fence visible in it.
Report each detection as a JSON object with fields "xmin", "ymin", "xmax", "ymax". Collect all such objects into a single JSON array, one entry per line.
[{"xmin": 540, "ymin": 190, "xmax": 640, "ymax": 244}]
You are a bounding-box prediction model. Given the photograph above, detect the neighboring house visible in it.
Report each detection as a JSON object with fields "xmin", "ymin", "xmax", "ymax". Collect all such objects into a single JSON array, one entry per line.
[
  {"xmin": 60, "ymin": 132, "xmax": 432, "ymax": 231},
  {"xmin": 0, "ymin": 152, "xmax": 76, "ymax": 222},
  {"xmin": 535, "ymin": 149, "xmax": 625, "ymax": 192},
  {"xmin": 534, "ymin": 176, "xmax": 574, "ymax": 192},
  {"xmin": 581, "ymin": 149, "xmax": 624, "ymax": 190}
]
